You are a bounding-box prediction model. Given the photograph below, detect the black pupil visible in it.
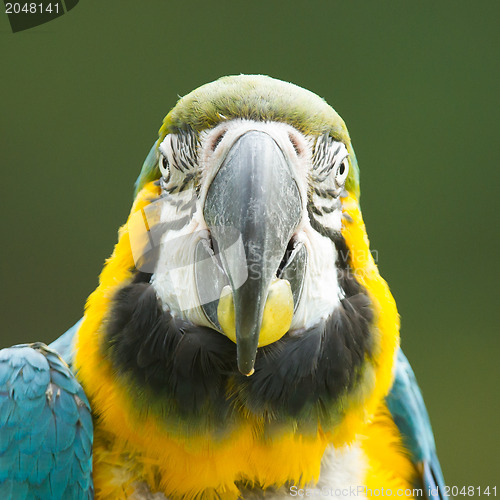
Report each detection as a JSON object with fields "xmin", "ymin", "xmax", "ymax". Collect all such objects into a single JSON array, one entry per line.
[
  {"xmin": 339, "ymin": 163, "xmax": 345, "ymax": 175},
  {"xmin": 162, "ymin": 156, "xmax": 168, "ymax": 169}
]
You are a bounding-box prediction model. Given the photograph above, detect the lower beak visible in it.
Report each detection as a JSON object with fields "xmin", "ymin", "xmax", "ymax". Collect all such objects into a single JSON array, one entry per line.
[{"xmin": 203, "ymin": 131, "xmax": 302, "ymax": 375}]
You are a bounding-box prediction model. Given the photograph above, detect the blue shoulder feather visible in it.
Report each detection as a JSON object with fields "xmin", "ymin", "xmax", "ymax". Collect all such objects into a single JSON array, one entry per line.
[
  {"xmin": 49, "ymin": 319, "xmax": 82, "ymax": 368},
  {"xmin": 0, "ymin": 342, "xmax": 93, "ymax": 499},
  {"xmin": 386, "ymin": 349, "xmax": 448, "ymax": 500},
  {"xmin": 134, "ymin": 140, "xmax": 159, "ymax": 198}
]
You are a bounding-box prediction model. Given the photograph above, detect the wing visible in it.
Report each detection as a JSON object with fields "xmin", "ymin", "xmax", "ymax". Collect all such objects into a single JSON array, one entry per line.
[
  {"xmin": 386, "ymin": 348, "xmax": 448, "ymax": 500},
  {"xmin": 0, "ymin": 342, "xmax": 93, "ymax": 499}
]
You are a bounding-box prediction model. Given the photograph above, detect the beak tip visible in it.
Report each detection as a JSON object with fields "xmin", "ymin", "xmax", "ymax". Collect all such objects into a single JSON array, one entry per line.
[{"xmin": 237, "ymin": 354, "xmax": 256, "ymax": 377}]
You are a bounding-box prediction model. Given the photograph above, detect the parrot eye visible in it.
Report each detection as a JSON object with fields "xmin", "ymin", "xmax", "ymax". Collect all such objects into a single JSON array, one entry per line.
[
  {"xmin": 159, "ymin": 154, "xmax": 170, "ymax": 178},
  {"xmin": 312, "ymin": 135, "xmax": 349, "ymax": 188},
  {"xmin": 335, "ymin": 158, "xmax": 349, "ymax": 186}
]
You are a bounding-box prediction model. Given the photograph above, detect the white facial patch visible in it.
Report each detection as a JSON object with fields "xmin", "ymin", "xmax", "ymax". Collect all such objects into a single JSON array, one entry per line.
[
  {"xmin": 197, "ymin": 119, "xmax": 313, "ymax": 218},
  {"xmin": 152, "ymin": 119, "xmax": 348, "ymax": 331},
  {"xmin": 150, "ymin": 189, "xmax": 213, "ymax": 328},
  {"xmin": 291, "ymin": 226, "xmax": 342, "ymax": 330}
]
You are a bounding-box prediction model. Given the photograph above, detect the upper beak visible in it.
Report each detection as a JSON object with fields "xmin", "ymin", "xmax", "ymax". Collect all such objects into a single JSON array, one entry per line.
[{"xmin": 203, "ymin": 131, "xmax": 302, "ymax": 375}]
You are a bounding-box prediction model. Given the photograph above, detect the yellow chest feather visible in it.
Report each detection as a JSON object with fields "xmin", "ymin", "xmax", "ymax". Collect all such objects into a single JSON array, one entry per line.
[
  {"xmin": 90, "ymin": 404, "xmax": 415, "ymax": 499},
  {"xmin": 74, "ymin": 184, "xmax": 415, "ymax": 499},
  {"xmin": 91, "ymin": 418, "xmax": 330, "ymax": 499}
]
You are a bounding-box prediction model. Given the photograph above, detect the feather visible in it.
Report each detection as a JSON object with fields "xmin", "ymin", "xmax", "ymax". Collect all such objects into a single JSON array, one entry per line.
[
  {"xmin": 387, "ymin": 349, "xmax": 448, "ymax": 500},
  {"xmin": 0, "ymin": 344, "xmax": 93, "ymax": 498}
]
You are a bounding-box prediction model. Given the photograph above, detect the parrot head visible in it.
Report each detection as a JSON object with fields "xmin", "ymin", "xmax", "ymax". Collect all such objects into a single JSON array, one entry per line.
[
  {"xmin": 133, "ymin": 75, "xmax": 362, "ymax": 374},
  {"xmin": 77, "ymin": 75, "xmax": 398, "ymax": 445}
]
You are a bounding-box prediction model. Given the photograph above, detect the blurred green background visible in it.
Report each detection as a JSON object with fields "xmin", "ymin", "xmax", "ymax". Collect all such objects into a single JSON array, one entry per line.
[{"xmin": 1, "ymin": 0, "xmax": 498, "ymax": 490}]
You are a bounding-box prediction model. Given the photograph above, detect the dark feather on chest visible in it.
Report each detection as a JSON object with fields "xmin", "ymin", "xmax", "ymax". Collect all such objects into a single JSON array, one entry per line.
[{"xmin": 103, "ymin": 257, "xmax": 373, "ymax": 432}]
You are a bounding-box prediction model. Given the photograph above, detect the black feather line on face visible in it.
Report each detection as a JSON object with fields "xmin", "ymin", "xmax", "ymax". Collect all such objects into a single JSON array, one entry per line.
[{"xmin": 103, "ymin": 237, "xmax": 374, "ymax": 435}]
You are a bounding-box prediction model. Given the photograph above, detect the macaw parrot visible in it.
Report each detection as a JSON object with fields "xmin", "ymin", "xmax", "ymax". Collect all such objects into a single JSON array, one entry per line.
[{"xmin": 0, "ymin": 75, "xmax": 447, "ymax": 500}]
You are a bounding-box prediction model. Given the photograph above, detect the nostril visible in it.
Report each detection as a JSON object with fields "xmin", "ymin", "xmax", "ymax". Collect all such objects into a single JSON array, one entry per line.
[
  {"xmin": 206, "ymin": 231, "xmax": 224, "ymax": 269},
  {"xmin": 277, "ymin": 236, "xmax": 297, "ymax": 278},
  {"xmin": 288, "ymin": 133, "xmax": 302, "ymax": 156}
]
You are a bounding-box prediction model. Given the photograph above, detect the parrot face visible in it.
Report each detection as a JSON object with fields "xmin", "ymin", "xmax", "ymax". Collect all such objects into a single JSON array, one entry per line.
[
  {"xmin": 99, "ymin": 76, "xmax": 379, "ymax": 440},
  {"xmin": 150, "ymin": 119, "xmax": 351, "ymax": 375}
]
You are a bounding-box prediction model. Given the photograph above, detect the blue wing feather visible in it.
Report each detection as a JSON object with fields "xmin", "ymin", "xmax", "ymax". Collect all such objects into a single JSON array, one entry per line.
[
  {"xmin": 387, "ymin": 349, "xmax": 448, "ymax": 500},
  {"xmin": 0, "ymin": 342, "xmax": 93, "ymax": 499}
]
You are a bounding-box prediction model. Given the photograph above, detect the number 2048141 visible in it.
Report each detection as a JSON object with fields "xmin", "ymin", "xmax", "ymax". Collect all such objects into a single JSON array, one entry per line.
[
  {"xmin": 444, "ymin": 486, "xmax": 497, "ymax": 496},
  {"xmin": 5, "ymin": 3, "xmax": 60, "ymax": 14}
]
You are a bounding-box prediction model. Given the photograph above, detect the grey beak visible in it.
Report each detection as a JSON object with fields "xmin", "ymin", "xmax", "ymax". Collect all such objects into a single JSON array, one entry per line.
[{"xmin": 203, "ymin": 131, "xmax": 302, "ymax": 375}]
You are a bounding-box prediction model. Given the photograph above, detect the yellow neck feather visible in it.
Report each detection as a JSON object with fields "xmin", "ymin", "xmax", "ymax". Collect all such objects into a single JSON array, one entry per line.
[{"xmin": 74, "ymin": 183, "xmax": 400, "ymax": 498}]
